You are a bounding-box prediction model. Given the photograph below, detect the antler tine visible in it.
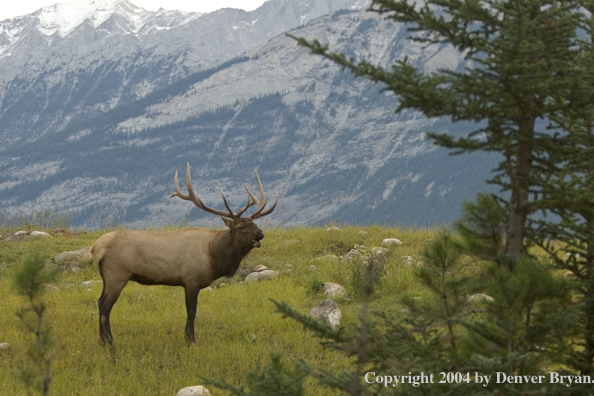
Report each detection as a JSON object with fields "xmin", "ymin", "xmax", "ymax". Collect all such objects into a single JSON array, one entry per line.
[
  {"xmin": 235, "ymin": 194, "xmax": 256, "ymax": 217},
  {"xmin": 169, "ymin": 163, "xmax": 234, "ymax": 218},
  {"xmin": 246, "ymin": 173, "xmax": 278, "ymax": 220},
  {"xmin": 252, "ymin": 191, "xmax": 278, "ymax": 219}
]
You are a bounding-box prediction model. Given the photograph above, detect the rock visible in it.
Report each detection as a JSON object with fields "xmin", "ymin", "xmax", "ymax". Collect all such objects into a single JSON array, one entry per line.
[
  {"xmin": 252, "ymin": 264, "xmax": 269, "ymax": 272},
  {"xmin": 358, "ymin": 231, "xmax": 368, "ymax": 238},
  {"xmin": 250, "ymin": 334, "xmax": 257, "ymax": 343},
  {"xmin": 203, "ymin": 287, "xmax": 213, "ymax": 291},
  {"xmin": 30, "ymin": 231, "xmax": 52, "ymax": 238},
  {"xmin": 309, "ymin": 299, "xmax": 342, "ymax": 330},
  {"xmin": 176, "ymin": 386, "xmax": 212, "ymax": 396},
  {"xmin": 81, "ymin": 280, "xmax": 102, "ymax": 288},
  {"xmin": 13, "ymin": 231, "xmax": 27, "ymax": 236},
  {"xmin": 54, "ymin": 247, "xmax": 93, "ymax": 267},
  {"xmin": 401, "ymin": 256, "xmax": 414, "ymax": 261},
  {"xmin": 326, "ymin": 227, "xmax": 343, "ymax": 232},
  {"xmin": 381, "ymin": 238, "xmax": 403, "ymax": 247},
  {"xmin": 467, "ymin": 293, "xmax": 494, "ymax": 303},
  {"xmin": 308, "ymin": 265, "xmax": 316, "ymax": 271},
  {"xmin": 245, "ymin": 270, "xmax": 279, "ymax": 282},
  {"xmin": 323, "ymin": 282, "xmax": 346, "ymax": 298},
  {"xmin": 0, "ymin": 343, "xmax": 10, "ymax": 351}
]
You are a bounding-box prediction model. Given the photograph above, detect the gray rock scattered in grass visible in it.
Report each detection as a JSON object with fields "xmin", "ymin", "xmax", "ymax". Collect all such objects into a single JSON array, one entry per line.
[
  {"xmin": 467, "ymin": 293, "xmax": 494, "ymax": 303},
  {"xmin": 0, "ymin": 343, "xmax": 11, "ymax": 351},
  {"xmin": 326, "ymin": 227, "xmax": 343, "ymax": 232},
  {"xmin": 30, "ymin": 231, "xmax": 52, "ymax": 238},
  {"xmin": 54, "ymin": 247, "xmax": 93, "ymax": 268},
  {"xmin": 309, "ymin": 299, "xmax": 342, "ymax": 330},
  {"xmin": 13, "ymin": 231, "xmax": 28, "ymax": 236},
  {"xmin": 358, "ymin": 231, "xmax": 368, "ymax": 238},
  {"xmin": 323, "ymin": 282, "xmax": 346, "ymax": 298},
  {"xmin": 381, "ymin": 238, "xmax": 403, "ymax": 247},
  {"xmin": 245, "ymin": 270, "xmax": 279, "ymax": 282},
  {"xmin": 176, "ymin": 386, "xmax": 212, "ymax": 396}
]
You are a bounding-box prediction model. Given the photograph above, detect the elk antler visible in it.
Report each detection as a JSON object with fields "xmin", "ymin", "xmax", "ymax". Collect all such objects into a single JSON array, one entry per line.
[
  {"xmin": 170, "ymin": 164, "xmax": 278, "ymax": 220},
  {"xmin": 170, "ymin": 163, "xmax": 256, "ymax": 220},
  {"xmin": 244, "ymin": 173, "xmax": 279, "ymax": 220}
]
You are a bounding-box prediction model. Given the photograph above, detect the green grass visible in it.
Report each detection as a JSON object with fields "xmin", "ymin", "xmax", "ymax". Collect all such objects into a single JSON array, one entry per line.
[{"xmin": 0, "ymin": 225, "xmax": 438, "ymax": 395}]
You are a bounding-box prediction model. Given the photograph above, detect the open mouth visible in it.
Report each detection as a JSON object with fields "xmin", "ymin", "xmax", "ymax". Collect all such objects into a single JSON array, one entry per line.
[{"xmin": 252, "ymin": 240, "xmax": 262, "ymax": 248}]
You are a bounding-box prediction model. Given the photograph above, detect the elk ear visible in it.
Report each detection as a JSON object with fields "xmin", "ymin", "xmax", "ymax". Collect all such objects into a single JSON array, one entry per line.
[{"xmin": 221, "ymin": 216, "xmax": 234, "ymax": 228}]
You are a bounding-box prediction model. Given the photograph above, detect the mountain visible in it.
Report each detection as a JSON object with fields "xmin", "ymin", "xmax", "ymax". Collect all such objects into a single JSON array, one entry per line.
[
  {"xmin": 0, "ymin": 0, "xmax": 367, "ymax": 147},
  {"xmin": 0, "ymin": 1, "xmax": 496, "ymax": 228}
]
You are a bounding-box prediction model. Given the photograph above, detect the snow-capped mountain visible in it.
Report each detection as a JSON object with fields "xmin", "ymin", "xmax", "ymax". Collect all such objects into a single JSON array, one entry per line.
[
  {"xmin": 0, "ymin": 0, "xmax": 495, "ymax": 228},
  {"xmin": 0, "ymin": 0, "xmax": 367, "ymax": 147}
]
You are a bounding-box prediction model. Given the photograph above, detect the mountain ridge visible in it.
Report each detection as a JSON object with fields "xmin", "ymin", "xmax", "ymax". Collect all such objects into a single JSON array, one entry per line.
[{"xmin": 0, "ymin": 4, "xmax": 497, "ymax": 228}]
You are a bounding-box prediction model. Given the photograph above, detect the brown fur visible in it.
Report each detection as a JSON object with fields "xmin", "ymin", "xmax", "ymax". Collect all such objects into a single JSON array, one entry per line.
[
  {"xmin": 91, "ymin": 166, "xmax": 277, "ymax": 345},
  {"xmin": 91, "ymin": 219, "xmax": 265, "ymax": 345}
]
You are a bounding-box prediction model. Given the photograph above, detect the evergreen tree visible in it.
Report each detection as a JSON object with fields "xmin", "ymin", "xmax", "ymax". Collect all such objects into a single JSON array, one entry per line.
[
  {"xmin": 12, "ymin": 254, "xmax": 59, "ymax": 396},
  {"xmin": 527, "ymin": 2, "xmax": 594, "ymax": 381},
  {"xmin": 208, "ymin": 1, "xmax": 594, "ymax": 394}
]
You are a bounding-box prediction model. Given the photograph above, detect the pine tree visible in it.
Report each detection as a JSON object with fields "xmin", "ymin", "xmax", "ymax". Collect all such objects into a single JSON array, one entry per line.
[
  {"xmin": 526, "ymin": 2, "xmax": 594, "ymax": 382},
  {"xmin": 208, "ymin": 1, "xmax": 594, "ymax": 394}
]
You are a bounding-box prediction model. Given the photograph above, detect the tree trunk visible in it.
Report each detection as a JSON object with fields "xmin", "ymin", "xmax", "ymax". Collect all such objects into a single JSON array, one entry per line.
[{"xmin": 506, "ymin": 115, "xmax": 535, "ymax": 271}]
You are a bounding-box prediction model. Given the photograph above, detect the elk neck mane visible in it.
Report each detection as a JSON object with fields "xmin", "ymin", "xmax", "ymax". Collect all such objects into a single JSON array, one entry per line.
[{"xmin": 208, "ymin": 229, "xmax": 253, "ymax": 278}]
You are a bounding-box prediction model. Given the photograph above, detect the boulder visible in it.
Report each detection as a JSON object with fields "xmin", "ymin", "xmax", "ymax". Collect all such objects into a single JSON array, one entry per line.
[
  {"xmin": 30, "ymin": 231, "xmax": 52, "ymax": 238},
  {"xmin": 309, "ymin": 299, "xmax": 342, "ymax": 330},
  {"xmin": 358, "ymin": 231, "xmax": 368, "ymax": 238},
  {"xmin": 381, "ymin": 238, "xmax": 403, "ymax": 247},
  {"xmin": 54, "ymin": 247, "xmax": 93, "ymax": 267},
  {"xmin": 176, "ymin": 386, "xmax": 212, "ymax": 396},
  {"xmin": 13, "ymin": 231, "xmax": 27, "ymax": 236},
  {"xmin": 245, "ymin": 270, "xmax": 279, "ymax": 282},
  {"xmin": 252, "ymin": 264, "xmax": 269, "ymax": 272},
  {"xmin": 467, "ymin": 293, "xmax": 494, "ymax": 303},
  {"xmin": 0, "ymin": 343, "xmax": 11, "ymax": 351},
  {"xmin": 323, "ymin": 282, "xmax": 346, "ymax": 298},
  {"xmin": 326, "ymin": 227, "xmax": 343, "ymax": 232}
]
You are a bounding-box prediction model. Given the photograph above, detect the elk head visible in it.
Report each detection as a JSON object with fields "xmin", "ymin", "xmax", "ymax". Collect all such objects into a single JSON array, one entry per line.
[{"xmin": 169, "ymin": 163, "xmax": 278, "ymax": 248}]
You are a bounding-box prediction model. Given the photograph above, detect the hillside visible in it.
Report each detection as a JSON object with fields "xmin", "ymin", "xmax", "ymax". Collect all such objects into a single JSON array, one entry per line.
[{"xmin": 0, "ymin": 2, "xmax": 497, "ymax": 228}]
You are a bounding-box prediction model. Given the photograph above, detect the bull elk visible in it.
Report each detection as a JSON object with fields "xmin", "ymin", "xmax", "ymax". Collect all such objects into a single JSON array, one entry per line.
[{"xmin": 90, "ymin": 164, "xmax": 278, "ymax": 345}]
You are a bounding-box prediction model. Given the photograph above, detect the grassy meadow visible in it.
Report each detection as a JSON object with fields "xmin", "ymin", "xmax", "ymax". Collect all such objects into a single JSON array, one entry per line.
[{"xmin": 0, "ymin": 225, "xmax": 439, "ymax": 395}]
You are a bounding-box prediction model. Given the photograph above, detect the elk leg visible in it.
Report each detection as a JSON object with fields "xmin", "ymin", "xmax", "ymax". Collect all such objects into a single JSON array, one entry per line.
[
  {"xmin": 184, "ymin": 286, "xmax": 200, "ymax": 344},
  {"xmin": 98, "ymin": 279, "xmax": 127, "ymax": 345}
]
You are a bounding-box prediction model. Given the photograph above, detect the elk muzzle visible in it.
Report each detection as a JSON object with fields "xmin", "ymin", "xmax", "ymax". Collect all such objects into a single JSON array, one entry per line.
[{"xmin": 253, "ymin": 229, "xmax": 264, "ymax": 248}]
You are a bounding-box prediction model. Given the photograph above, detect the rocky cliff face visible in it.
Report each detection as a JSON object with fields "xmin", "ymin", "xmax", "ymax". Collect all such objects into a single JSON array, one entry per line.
[
  {"xmin": 0, "ymin": 0, "xmax": 367, "ymax": 147},
  {"xmin": 0, "ymin": 1, "xmax": 495, "ymax": 228}
]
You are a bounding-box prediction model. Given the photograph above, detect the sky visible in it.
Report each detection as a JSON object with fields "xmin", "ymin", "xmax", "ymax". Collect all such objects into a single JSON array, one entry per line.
[{"xmin": 0, "ymin": 0, "xmax": 268, "ymax": 21}]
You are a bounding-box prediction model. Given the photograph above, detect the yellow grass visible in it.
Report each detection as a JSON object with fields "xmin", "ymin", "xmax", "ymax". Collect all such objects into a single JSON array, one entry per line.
[{"xmin": 0, "ymin": 225, "xmax": 438, "ymax": 395}]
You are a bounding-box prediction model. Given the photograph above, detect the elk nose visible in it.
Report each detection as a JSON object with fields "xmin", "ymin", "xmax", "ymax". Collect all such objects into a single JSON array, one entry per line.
[{"xmin": 257, "ymin": 229, "xmax": 264, "ymax": 239}]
